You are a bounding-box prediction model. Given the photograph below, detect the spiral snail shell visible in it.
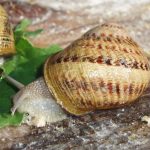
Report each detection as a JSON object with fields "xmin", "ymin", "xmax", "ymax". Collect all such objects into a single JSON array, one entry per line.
[
  {"xmin": 44, "ymin": 23, "xmax": 150, "ymax": 115},
  {"xmin": 0, "ymin": 5, "xmax": 15, "ymax": 65},
  {"xmin": 0, "ymin": 5, "xmax": 15, "ymax": 56},
  {"xmin": 11, "ymin": 23, "xmax": 150, "ymax": 126}
]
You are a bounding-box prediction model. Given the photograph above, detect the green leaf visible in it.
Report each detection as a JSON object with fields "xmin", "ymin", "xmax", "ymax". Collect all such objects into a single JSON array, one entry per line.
[
  {"xmin": 15, "ymin": 19, "xmax": 31, "ymax": 32},
  {"xmin": 24, "ymin": 29, "xmax": 43, "ymax": 37},
  {"xmin": 14, "ymin": 19, "xmax": 43, "ymax": 41},
  {"xmin": 0, "ymin": 80, "xmax": 15, "ymax": 113},
  {"xmin": 0, "ymin": 113, "xmax": 23, "ymax": 128},
  {"xmin": 0, "ymin": 19, "xmax": 62, "ymax": 128}
]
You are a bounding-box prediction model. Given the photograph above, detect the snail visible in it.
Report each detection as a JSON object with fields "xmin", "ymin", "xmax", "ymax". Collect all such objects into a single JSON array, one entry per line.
[
  {"xmin": 0, "ymin": 5, "xmax": 15, "ymax": 66},
  {"xmin": 8, "ymin": 23, "xmax": 150, "ymax": 127}
]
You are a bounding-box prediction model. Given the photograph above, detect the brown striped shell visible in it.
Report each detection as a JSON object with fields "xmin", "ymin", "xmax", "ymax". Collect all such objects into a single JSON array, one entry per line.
[
  {"xmin": 0, "ymin": 5, "xmax": 15, "ymax": 56},
  {"xmin": 44, "ymin": 23, "xmax": 150, "ymax": 115}
]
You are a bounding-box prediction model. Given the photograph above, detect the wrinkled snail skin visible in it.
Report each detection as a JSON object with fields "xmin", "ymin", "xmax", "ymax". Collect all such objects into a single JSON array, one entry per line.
[
  {"xmin": 0, "ymin": 5, "xmax": 15, "ymax": 65},
  {"xmin": 12, "ymin": 23, "xmax": 150, "ymax": 127},
  {"xmin": 12, "ymin": 77, "xmax": 67, "ymax": 127}
]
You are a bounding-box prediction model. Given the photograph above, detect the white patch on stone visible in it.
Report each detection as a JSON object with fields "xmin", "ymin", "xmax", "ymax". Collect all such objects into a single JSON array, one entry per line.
[{"xmin": 141, "ymin": 116, "xmax": 150, "ymax": 127}]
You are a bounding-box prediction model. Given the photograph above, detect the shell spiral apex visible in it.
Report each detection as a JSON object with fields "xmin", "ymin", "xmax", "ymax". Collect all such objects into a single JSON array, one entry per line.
[
  {"xmin": 44, "ymin": 23, "xmax": 150, "ymax": 115},
  {"xmin": 0, "ymin": 5, "xmax": 15, "ymax": 56}
]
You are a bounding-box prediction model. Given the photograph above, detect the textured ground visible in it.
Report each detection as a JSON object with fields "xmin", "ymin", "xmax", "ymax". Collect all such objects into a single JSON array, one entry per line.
[{"xmin": 0, "ymin": 0, "xmax": 150, "ymax": 149}]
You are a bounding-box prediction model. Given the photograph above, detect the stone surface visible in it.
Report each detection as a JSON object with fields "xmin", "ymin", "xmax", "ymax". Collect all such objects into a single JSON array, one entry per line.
[{"xmin": 0, "ymin": 0, "xmax": 150, "ymax": 149}]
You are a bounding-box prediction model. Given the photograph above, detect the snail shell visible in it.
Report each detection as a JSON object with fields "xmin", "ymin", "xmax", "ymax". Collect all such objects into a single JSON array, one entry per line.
[
  {"xmin": 0, "ymin": 5, "xmax": 15, "ymax": 56},
  {"xmin": 44, "ymin": 23, "xmax": 150, "ymax": 115}
]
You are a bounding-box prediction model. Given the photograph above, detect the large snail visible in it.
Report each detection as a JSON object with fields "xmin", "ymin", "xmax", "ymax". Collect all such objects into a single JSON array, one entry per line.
[
  {"xmin": 0, "ymin": 5, "xmax": 15, "ymax": 66},
  {"xmin": 8, "ymin": 23, "xmax": 150, "ymax": 127}
]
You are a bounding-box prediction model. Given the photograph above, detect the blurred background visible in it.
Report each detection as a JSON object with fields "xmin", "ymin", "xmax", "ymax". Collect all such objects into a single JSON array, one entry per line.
[{"xmin": 0, "ymin": 0, "xmax": 150, "ymax": 52}]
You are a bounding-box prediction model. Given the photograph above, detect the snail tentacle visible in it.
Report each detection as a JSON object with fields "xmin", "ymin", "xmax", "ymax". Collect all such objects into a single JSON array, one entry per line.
[{"xmin": 5, "ymin": 75, "xmax": 25, "ymax": 89}]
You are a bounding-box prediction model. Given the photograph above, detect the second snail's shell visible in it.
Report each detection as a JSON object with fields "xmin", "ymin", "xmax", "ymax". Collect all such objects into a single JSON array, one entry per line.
[
  {"xmin": 44, "ymin": 23, "xmax": 150, "ymax": 115},
  {"xmin": 0, "ymin": 5, "xmax": 15, "ymax": 56}
]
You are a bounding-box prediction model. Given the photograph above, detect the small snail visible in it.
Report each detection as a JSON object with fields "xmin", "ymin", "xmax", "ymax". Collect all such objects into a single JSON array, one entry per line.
[
  {"xmin": 0, "ymin": 5, "xmax": 15, "ymax": 66},
  {"xmin": 10, "ymin": 23, "xmax": 150, "ymax": 127}
]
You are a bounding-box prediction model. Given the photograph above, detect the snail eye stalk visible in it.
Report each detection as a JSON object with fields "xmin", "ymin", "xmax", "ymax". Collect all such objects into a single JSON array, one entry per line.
[{"xmin": 0, "ymin": 69, "xmax": 24, "ymax": 89}]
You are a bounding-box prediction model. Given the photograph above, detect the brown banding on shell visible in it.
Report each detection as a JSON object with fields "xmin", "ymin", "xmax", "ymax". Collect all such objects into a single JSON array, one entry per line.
[
  {"xmin": 0, "ymin": 5, "xmax": 15, "ymax": 56},
  {"xmin": 44, "ymin": 23, "xmax": 150, "ymax": 115}
]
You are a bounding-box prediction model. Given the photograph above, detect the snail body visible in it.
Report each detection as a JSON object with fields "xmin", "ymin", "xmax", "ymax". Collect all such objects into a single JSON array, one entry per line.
[
  {"xmin": 12, "ymin": 77, "xmax": 66, "ymax": 127},
  {"xmin": 0, "ymin": 5, "xmax": 15, "ymax": 65},
  {"xmin": 11, "ymin": 23, "xmax": 150, "ymax": 127}
]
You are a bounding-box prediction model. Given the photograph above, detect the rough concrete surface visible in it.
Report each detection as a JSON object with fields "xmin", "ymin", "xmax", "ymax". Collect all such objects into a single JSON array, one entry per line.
[{"xmin": 0, "ymin": 0, "xmax": 150, "ymax": 149}]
